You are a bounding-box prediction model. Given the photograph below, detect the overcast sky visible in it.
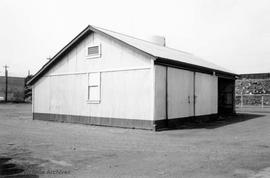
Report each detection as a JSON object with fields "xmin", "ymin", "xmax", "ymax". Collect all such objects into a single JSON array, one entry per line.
[{"xmin": 0, "ymin": 0, "xmax": 270, "ymax": 77}]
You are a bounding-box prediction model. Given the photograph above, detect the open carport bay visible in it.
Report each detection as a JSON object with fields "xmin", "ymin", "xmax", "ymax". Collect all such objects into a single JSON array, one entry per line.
[{"xmin": 0, "ymin": 104, "xmax": 270, "ymax": 177}]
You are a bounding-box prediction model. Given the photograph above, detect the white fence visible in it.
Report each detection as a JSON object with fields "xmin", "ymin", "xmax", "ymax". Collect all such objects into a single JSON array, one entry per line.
[{"xmin": 235, "ymin": 94, "xmax": 270, "ymax": 108}]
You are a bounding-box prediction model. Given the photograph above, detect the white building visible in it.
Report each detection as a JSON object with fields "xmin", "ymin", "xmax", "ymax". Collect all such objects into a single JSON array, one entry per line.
[{"xmin": 28, "ymin": 25, "xmax": 236, "ymax": 130}]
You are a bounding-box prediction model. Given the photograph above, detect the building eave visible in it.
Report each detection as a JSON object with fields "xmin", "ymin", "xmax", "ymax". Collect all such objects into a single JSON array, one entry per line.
[{"xmin": 155, "ymin": 58, "xmax": 238, "ymax": 79}]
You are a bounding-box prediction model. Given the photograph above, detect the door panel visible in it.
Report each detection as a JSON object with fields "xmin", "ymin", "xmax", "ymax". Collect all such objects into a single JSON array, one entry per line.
[
  {"xmin": 154, "ymin": 65, "xmax": 167, "ymax": 120},
  {"xmin": 168, "ymin": 68, "xmax": 194, "ymax": 119},
  {"xmin": 195, "ymin": 72, "xmax": 218, "ymax": 116}
]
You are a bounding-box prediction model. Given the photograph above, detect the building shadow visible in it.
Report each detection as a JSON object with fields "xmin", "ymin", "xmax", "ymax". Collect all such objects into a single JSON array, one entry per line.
[{"xmin": 161, "ymin": 113, "xmax": 265, "ymax": 131}]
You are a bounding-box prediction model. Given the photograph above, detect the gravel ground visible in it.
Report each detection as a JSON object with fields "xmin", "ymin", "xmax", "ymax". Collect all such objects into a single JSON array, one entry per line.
[{"xmin": 0, "ymin": 104, "xmax": 270, "ymax": 178}]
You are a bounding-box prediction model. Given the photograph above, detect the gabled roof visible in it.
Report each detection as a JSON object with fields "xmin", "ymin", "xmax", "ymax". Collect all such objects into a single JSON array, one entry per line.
[
  {"xmin": 28, "ymin": 25, "xmax": 236, "ymax": 85},
  {"xmin": 94, "ymin": 26, "xmax": 233, "ymax": 73}
]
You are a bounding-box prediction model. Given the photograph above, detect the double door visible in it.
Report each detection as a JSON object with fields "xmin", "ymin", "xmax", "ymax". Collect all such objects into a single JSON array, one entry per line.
[{"xmin": 167, "ymin": 67, "xmax": 217, "ymax": 119}]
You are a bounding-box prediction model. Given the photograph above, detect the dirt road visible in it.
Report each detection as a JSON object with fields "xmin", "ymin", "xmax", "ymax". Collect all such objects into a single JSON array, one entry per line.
[{"xmin": 0, "ymin": 104, "xmax": 270, "ymax": 177}]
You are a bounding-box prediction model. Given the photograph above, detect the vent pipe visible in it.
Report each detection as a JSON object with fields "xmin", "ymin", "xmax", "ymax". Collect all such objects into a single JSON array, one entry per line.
[{"xmin": 145, "ymin": 35, "xmax": 166, "ymax": 46}]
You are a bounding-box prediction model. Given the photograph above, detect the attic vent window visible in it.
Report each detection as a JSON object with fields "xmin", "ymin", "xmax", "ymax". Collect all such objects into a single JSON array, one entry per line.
[{"xmin": 86, "ymin": 44, "xmax": 101, "ymax": 59}]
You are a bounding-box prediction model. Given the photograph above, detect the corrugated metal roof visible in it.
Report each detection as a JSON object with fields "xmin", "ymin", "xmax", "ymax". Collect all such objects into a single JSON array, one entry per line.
[{"xmin": 93, "ymin": 26, "xmax": 233, "ymax": 74}]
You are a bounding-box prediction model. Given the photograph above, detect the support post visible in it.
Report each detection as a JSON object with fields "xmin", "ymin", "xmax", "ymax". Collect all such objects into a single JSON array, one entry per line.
[
  {"xmin": 165, "ymin": 66, "xmax": 168, "ymax": 127},
  {"xmin": 3, "ymin": 65, "xmax": 9, "ymax": 102},
  {"xmin": 240, "ymin": 93, "xmax": 243, "ymax": 108},
  {"xmin": 262, "ymin": 95, "xmax": 264, "ymax": 108}
]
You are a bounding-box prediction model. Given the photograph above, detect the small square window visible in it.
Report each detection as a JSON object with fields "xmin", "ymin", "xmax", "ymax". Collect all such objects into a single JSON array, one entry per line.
[{"xmin": 86, "ymin": 44, "xmax": 101, "ymax": 59}]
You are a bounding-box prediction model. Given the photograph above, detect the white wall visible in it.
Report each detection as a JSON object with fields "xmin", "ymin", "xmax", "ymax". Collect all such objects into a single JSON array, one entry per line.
[
  {"xmin": 89, "ymin": 69, "xmax": 152, "ymax": 119},
  {"xmin": 33, "ymin": 31, "xmax": 154, "ymax": 121},
  {"xmin": 33, "ymin": 76, "xmax": 50, "ymax": 113},
  {"xmin": 47, "ymin": 32, "xmax": 152, "ymax": 75}
]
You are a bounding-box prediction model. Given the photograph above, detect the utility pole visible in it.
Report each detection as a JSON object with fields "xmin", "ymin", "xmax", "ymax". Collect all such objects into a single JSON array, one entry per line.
[{"xmin": 3, "ymin": 65, "xmax": 9, "ymax": 102}]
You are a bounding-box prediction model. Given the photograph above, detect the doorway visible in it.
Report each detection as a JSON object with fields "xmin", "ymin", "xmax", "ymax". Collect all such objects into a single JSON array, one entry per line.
[{"xmin": 218, "ymin": 78, "xmax": 235, "ymax": 115}]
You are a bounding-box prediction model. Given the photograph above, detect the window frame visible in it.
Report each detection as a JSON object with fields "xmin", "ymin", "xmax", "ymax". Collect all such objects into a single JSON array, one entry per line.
[
  {"xmin": 87, "ymin": 72, "xmax": 101, "ymax": 104},
  {"xmin": 85, "ymin": 44, "xmax": 101, "ymax": 59}
]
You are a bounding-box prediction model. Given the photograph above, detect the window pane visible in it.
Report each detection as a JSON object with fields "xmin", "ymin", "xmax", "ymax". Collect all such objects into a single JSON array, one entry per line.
[
  {"xmin": 89, "ymin": 73, "xmax": 100, "ymax": 86},
  {"xmin": 89, "ymin": 86, "xmax": 100, "ymax": 101}
]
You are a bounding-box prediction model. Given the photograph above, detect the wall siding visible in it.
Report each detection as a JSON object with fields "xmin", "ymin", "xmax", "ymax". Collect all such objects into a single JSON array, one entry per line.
[
  {"xmin": 47, "ymin": 32, "xmax": 152, "ymax": 75},
  {"xmin": 33, "ymin": 31, "xmax": 154, "ymax": 121}
]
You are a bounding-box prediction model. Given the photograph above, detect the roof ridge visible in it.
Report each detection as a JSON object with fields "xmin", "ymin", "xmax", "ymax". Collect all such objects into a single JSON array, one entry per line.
[
  {"xmin": 92, "ymin": 25, "xmax": 171, "ymax": 46},
  {"xmin": 91, "ymin": 25, "xmax": 154, "ymax": 43},
  {"xmin": 92, "ymin": 25, "xmax": 234, "ymax": 74}
]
